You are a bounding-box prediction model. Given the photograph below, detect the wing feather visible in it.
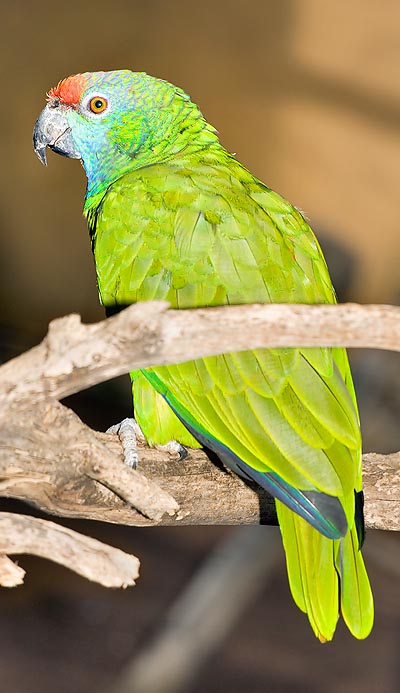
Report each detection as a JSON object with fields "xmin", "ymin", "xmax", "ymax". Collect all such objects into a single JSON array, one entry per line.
[{"xmin": 94, "ymin": 153, "xmax": 364, "ymax": 563}]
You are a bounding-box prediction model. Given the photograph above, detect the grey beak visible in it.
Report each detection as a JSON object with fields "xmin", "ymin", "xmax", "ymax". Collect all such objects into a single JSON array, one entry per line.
[{"xmin": 33, "ymin": 102, "xmax": 81, "ymax": 166}]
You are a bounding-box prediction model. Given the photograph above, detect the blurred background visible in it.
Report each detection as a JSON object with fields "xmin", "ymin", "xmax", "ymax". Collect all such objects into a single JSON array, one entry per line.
[{"xmin": 0, "ymin": 1, "xmax": 399, "ymax": 691}]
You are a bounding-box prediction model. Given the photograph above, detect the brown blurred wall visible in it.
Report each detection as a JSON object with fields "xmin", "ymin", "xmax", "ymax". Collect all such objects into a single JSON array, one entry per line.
[{"xmin": 0, "ymin": 0, "xmax": 399, "ymax": 336}]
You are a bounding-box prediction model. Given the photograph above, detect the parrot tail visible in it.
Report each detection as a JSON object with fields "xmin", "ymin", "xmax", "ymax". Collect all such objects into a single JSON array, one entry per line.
[{"xmin": 276, "ymin": 499, "xmax": 374, "ymax": 641}]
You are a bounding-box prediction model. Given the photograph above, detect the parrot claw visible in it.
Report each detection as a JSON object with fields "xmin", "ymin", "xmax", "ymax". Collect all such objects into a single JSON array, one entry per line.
[
  {"xmin": 106, "ymin": 417, "xmax": 145, "ymax": 469},
  {"xmin": 155, "ymin": 440, "xmax": 188, "ymax": 460}
]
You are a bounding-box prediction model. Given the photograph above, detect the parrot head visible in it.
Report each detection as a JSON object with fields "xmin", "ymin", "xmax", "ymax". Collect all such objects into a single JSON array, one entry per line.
[{"xmin": 33, "ymin": 70, "xmax": 215, "ymax": 198}]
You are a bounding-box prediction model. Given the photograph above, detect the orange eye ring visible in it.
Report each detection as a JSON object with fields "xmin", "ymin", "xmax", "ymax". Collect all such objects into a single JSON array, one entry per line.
[{"xmin": 89, "ymin": 96, "xmax": 108, "ymax": 114}]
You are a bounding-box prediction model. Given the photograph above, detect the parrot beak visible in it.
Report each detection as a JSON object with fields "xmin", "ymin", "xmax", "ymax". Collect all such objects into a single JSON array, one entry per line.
[{"xmin": 33, "ymin": 102, "xmax": 81, "ymax": 166}]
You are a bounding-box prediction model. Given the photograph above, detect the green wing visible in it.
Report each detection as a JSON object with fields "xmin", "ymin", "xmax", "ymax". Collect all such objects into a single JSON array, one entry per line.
[
  {"xmin": 131, "ymin": 370, "xmax": 200, "ymax": 448},
  {"xmin": 91, "ymin": 149, "xmax": 373, "ymax": 639}
]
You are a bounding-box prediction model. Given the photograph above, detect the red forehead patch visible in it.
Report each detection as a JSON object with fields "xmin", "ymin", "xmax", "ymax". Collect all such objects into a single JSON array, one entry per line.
[{"xmin": 47, "ymin": 74, "xmax": 87, "ymax": 106}]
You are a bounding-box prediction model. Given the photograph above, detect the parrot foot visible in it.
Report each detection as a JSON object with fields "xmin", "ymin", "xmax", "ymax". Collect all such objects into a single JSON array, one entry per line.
[
  {"xmin": 106, "ymin": 418, "xmax": 188, "ymax": 467},
  {"xmin": 106, "ymin": 417, "xmax": 145, "ymax": 469}
]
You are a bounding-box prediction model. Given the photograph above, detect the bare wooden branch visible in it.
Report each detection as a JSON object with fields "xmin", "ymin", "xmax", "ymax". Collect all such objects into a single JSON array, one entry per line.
[
  {"xmin": 0, "ymin": 302, "xmax": 398, "ymax": 589},
  {"xmin": 0, "ymin": 512, "xmax": 140, "ymax": 588},
  {"xmin": 361, "ymin": 452, "xmax": 400, "ymax": 531},
  {"xmin": 0, "ymin": 555, "xmax": 25, "ymax": 587},
  {"xmin": 0, "ymin": 400, "xmax": 178, "ymax": 524},
  {"xmin": 0, "ymin": 400, "xmax": 398, "ymax": 531},
  {"xmin": 0, "ymin": 302, "xmax": 399, "ymax": 405}
]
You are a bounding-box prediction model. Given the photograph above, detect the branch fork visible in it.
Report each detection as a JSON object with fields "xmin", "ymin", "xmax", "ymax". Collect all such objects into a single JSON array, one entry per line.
[{"xmin": 0, "ymin": 302, "xmax": 399, "ymax": 587}]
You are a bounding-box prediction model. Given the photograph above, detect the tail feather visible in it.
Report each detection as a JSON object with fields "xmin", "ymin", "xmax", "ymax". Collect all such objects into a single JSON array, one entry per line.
[
  {"xmin": 337, "ymin": 524, "xmax": 374, "ymax": 639},
  {"xmin": 276, "ymin": 500, "xmax": 373, "ymax": 641}
]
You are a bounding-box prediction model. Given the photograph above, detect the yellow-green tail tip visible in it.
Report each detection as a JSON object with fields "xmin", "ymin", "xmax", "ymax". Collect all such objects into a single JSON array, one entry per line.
[{"xmin": 277, "ymin": 501, "xmax": 374, "ymax": 641}]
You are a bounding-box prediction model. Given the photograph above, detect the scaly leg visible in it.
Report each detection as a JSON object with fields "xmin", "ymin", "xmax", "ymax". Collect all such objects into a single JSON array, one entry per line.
[{"xmin": 107, "ymin": 418, "xmax": 187, "ymax": 469}]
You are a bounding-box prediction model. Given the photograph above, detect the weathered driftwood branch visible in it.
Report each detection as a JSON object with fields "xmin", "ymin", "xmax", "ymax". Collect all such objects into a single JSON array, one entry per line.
[
  {"xmin": 0, "ymin": 511, "xmax": 140, "ymax": 588},
  {"xmin": 0, "ymin": 555, "xmax": 25, "ymax": 587},
  {"xmin": 0, "ymin": 400, "xmax": 398, "ymax": 531},
  {"xmin": 0, "ymin": 400, "xmax": 179, "ymax": 525},
  {"xmin": 0, "ymin": 302, "xmax": 398, "ymax": 587},
  {"xmin": 0, "ymin": 302, "xmax": 399, "ymax": 406}
]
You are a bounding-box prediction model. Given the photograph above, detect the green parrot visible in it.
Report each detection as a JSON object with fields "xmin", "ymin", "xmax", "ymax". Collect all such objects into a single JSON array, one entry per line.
[{"xmin": 33, "ymin": 70, "xmax": 373, "ymax": 641}]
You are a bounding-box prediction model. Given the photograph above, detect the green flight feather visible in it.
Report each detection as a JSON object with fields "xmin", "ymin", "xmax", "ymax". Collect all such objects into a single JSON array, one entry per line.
[{"xmin": 131, "ymin": 371, "xmax": 200, "ymax": 447}]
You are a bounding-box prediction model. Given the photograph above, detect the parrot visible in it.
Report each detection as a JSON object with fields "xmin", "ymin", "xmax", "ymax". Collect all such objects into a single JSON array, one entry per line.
[{"xmin": 33, "ymin": 70, "xmax": 373, "ymax": 641}]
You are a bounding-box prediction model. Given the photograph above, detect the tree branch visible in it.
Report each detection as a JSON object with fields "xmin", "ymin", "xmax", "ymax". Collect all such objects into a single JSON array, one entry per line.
[
  {"xmin": 0, "ymin": 511, "xmax": 140, "ymax": 588},
  {"xmin": 0, "ymin": 555, "xmax": 25, "ymax": 587},
  {"xmin": 0, "ymin": 302, "xmax": 399, "ymax": 405},
  {"xmin": 0, "ymin": 400, "xmax": 398, "ymax": 530},
  {"xmin": 0, "ymin": 302, "xmax": 398, "ymax": 588}
]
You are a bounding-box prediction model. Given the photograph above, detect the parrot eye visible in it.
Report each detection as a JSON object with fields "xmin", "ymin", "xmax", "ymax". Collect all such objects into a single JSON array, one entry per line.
[{"xmin": 89, "ymin": 96, "xmax": 108, "ymax": 114}]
